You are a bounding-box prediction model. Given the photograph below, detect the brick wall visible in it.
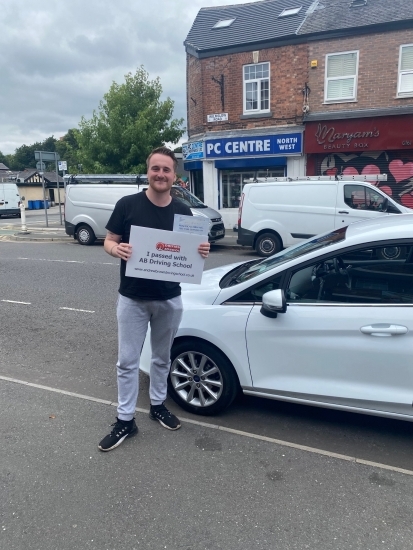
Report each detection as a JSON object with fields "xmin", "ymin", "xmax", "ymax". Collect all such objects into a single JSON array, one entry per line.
[
  {"xmin": 307, "ymin": 29, "xmax": 413, "ymax": 113},
  {"xmin": 187, "ymin": 44, "xmax": 308, "ymax": 138}
]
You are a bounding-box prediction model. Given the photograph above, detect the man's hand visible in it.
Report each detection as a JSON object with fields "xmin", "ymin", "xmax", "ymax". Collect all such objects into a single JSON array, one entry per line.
[
  {"xmin": 104, "ymin": 231, "xmax": 132, "ymax": 261},
  {"xmin": 198, "ymin": 242, "xmax": 210, "ymax": 259},
  {"xmin": 116, "ymin": 242, "xmax": 132, "ymax": 261}
]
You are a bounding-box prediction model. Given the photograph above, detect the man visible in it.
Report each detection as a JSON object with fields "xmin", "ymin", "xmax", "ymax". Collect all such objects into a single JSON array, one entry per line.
[{"xmin": 98, "ymin": 147, "xmax": 210, "ymax": 452}]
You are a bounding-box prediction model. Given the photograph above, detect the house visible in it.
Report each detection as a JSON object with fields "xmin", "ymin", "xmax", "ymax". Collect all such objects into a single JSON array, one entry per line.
[
  {"xmin": 183, "ymin": 0, "xmax": 314, "ymax": 227},
  {"xmin": 184, "ymin": 0, "xmax": 413, "ymax": 227},
  {"xmin": 8, "ymin": 169, "xmax": 65, "ymax": 206},
  {"xmin": 300, "ymin": 0, "xmax": 413, "ymax": 208}
]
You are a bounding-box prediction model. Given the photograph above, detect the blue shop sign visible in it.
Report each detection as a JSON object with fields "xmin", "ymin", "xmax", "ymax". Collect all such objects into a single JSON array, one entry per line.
[
  {"xmin": 205, "ymin": 133, "xmax": 302, "ymax": 158},
  {"xmin": 182, "ymin": 141, "xmax": 204, "ymax": 161}
]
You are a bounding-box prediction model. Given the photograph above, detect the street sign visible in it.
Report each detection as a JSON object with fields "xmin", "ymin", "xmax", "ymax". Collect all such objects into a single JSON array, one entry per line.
[
  {"xmin": 58, "ymin": 161, "xmax": 67, "ymax": 171},
  {"xmin": 34, "ymin": 151, "xmax": 60, "ymax": 161},
  {"xmin": 36, "ymin": 161, "xmax": 46, "ymax": 171}
]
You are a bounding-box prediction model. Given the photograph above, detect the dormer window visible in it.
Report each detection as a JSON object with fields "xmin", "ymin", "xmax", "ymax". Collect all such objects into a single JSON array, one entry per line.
[{"xmin": 212, "ymin": 18, "xmax": 236, "ymax": 29}]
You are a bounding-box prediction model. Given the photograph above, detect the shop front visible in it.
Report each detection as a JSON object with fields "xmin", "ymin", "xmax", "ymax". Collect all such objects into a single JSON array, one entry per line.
[
  {"xmin": 305, "ymin": 115, "xmax": 413, "ymax": 209},
  {"xmin": 184, "ymin": 130, "xmax": 304, "ymax": 228}
]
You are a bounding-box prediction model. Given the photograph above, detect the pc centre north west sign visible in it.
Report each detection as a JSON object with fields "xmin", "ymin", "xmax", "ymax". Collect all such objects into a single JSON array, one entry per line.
[{"xmin": 205, "ymin": 133, "xmax": 302, "ymax": 158}]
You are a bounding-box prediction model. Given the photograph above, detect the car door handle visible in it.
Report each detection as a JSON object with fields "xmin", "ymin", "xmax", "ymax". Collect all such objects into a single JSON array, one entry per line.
[
  {"xmin": 338, "ymin": 210, "xmax": 349, "ymax": 214},
  {"xmin": 360, "ymin": 324, "xmax": 408, "ymax": 337}
]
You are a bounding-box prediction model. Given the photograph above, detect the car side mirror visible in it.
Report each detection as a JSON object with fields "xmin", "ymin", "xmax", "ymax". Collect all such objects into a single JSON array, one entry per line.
[
  {"xmin": 21, "ymin": 196, "xmax": 25, "ymax": 200},
  {"xmin": 260, "ymin": 289, "xmax": 287, "ymax": 318},
  {"xmin": 381, "ymin": 197, "xmax": 388, "ymax": 212}
]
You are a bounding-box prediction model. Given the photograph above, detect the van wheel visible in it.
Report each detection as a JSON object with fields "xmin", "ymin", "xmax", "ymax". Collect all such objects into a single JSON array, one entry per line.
[
  {"xmin": 76, "ymin": 224, "xmax": 96, "ymax": 246},
  {"xmin": 376, "ymin": 246, "xmax": 405, "ymax": 260},
  {"xmin": 255, "ymin": 233, "xmax": 281, "ymax": 257}
]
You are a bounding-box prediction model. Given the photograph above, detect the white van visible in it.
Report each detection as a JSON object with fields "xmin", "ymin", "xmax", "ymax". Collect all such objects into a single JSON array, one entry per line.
[
  {"xmin": 0, "ymin": 182, "xmax": 22, "ymax": 218},
  {"xmin": 237, "ymin": 176, "xmax": 411, "ymax": 257},
  {"xmin": 64, "ymin": 183, "xmax": 225, "ymax": 245}
]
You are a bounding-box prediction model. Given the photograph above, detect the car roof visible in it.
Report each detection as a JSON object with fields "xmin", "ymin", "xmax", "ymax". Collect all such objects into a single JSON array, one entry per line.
[{"xmin": 345, "ymin": 213, "xmax": 413, "ymax": 244}]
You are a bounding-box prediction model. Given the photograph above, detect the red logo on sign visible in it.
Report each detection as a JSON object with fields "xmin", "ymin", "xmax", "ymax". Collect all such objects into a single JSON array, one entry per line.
[{"xmin": 156, "ymin": 242, "xmax": 181, "ymax": 252}]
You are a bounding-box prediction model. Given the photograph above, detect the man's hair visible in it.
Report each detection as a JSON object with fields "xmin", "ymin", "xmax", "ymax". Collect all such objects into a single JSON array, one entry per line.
[{"xmin": 146, "ymin": 147, "xmax": 178, "ymax": 171}]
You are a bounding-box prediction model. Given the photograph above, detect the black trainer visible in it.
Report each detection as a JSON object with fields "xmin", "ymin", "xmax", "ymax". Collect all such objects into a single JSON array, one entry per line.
[
  {"xmin": 149, "ymin": 403, "xmax": 181, "ymax": 430},
  {"xmin": 98, "ymin": 418, "xmax": 138, "ymax": 452}
]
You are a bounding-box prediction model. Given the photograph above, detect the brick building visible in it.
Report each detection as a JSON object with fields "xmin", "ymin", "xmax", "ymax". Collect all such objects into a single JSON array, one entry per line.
[
  {"xmin": 184, "ymin": 0, "xmax": 413, "ymax": 227},
  {"xmin": 300, "ymin": 0, "xmax": 413, "ymax": 209},
  {"xmin": 183, "ymin": 0, "xmax": 314, "ymax": 228}
]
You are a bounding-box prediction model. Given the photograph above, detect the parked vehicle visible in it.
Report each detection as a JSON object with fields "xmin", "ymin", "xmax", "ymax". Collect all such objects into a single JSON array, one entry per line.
[
  {"xmin": 64, "ymin": 175, "xmax": 225, "ymax": 245},
  {"xmin": 0, "ymin": 182, "xmax": 22, "ymax": 218},
  {"xmin": 140, "ymin": 214, "xmax": 413, "ymax": 419},
  {"xmin": 237, "ymin": 175, "xmax": 411, "ymax": 257}
]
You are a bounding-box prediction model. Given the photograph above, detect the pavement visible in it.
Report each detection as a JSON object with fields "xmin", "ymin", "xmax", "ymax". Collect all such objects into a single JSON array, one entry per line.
[
  {"xmin": 0, "ymin": 208, "xmax": 242, "ymax": 248},
  {"xmin": 2, "ymin": 376, "xmax": 413, "ymax": 550}
]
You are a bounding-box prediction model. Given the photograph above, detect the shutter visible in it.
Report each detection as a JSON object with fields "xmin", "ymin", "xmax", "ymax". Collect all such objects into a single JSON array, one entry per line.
[
  {"xmin": 400, "ymin": 72, "xmax": 413, "ymax": 94},
  {"xmin": 327, "ymin": 78, "xmax": 355, "ymax": 100},
  {"xmin": 401, "ymin": 45, "xmax": 413, "ymax": 71},
  {"xmin": 327, "ymin": 52, "xmax": 357, "ymax": 78}
]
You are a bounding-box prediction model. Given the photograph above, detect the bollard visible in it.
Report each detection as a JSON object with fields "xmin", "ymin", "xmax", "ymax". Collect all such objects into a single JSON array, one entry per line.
[{"xmin": 20, "ymin": 201, "xmax": 28, "ymax": 233}]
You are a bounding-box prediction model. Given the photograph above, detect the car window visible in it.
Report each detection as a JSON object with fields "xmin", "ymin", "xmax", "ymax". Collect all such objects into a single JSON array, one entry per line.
[
  {"xmin": 233, "ymin": 226, "xmax": 347, "ymax": 285},
  {"xmin": 343, "ymin": 184, "xmax": 387, "ymax": 212},
  {"xmin": 286, "ymin": 244, "xmax": 413, "ymax": 304},
  {"xmin": 228, "ymin": 274, "xmax": 283, "ymax": 302},
  {"xmin": 170, "ymin": 187, "xmax": 206, "ymax": 208}
]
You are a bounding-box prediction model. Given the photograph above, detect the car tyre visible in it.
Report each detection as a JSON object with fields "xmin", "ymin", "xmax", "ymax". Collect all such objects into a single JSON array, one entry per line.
[
  {"xmin": 76, "ymin": 224, "xmax": 96, "ymax": 246},
  {"xmin": 168, "ymin": 339, "xmax": 239, "ymax": 415},
  {"xmin": 255, "ymin": 232, "xmax": 281, "ymax": 257}
]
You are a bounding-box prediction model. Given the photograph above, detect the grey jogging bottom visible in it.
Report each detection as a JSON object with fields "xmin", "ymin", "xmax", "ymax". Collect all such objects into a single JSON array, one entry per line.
[{"xmin": 116, "ymin": 293, "xmax": 183, "ymax": 421}]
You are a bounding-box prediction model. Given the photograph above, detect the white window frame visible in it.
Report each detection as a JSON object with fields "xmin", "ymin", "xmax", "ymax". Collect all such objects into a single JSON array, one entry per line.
[
  {"xmin": 398, "ymin": 44, "xmax": 413, "ymax": 97},
  {"xmin": 324, "ymin": 50, "xmax": 359, "ymax": 103},
  {"xmin": 243, "ymin": 62, "xmax": 270, "ymax": 115}
]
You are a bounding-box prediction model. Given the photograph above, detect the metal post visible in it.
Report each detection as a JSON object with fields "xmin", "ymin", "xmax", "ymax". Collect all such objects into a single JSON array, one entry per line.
[
  {"xmin": 19, "ymin": 201, "xmax": 28, "ymax": 233},
  {"xmin": 55, "ymin": 153, "xmax": 62, "ymax": 225},
  {"xmin": 40, "ymin": 152, "xmax": 49, "ymax": 227}
]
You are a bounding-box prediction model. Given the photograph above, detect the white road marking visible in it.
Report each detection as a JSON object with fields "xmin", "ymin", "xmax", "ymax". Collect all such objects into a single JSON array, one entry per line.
[
  {"xmin": 59, "ymin": 307, "xmax": 95, "ymax": 313},
  {"xmin": 1, "ymin": 299, "xmax": 31, "ymax": 305},
  {"xmin": 0, "ymin": 374, "xmax": 412, "ymax": 477},
  {"xmin": 17, "ymin": 257, "xmax": 117, "ymax": 265}
]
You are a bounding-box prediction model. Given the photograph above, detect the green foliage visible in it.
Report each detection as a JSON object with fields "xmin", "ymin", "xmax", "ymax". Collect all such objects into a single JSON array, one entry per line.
[
  {"xmin": 55, "ymin": 129, "xmax": 81, "ymax": 173},
  {"xmin": 0, "ymin": 150, "xmax": 9, "ymax": 167},
  {"xmin": 76, "ymin": 66, "xmax": 185, "ymax": 173}
]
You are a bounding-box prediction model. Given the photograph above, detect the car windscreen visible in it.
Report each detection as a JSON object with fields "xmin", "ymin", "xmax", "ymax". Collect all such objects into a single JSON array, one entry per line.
[
  {"xmin": 223, "ymin": 226, "xmax": 348, "ymax": 287},
  {"xmin": 170, "ymin": 187, "xmax": 207, "ymax": 208}
]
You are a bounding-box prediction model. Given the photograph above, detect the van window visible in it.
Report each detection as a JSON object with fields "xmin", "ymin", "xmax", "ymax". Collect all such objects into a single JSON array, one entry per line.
[{"xmin": 344, "ymin": 184, "xmax": 388, "ymax": 212}]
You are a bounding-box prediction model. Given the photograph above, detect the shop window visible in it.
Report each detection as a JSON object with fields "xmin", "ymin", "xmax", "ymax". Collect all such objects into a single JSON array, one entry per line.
[
  {"xmin": 398, "ymin": 44, "xmax": 413, "ymax": 97},
  {"xmin": 192, "ymin": 170, "xmax": 204, "ymax": 203},
  {"xmin": 243, "ymin": 62, "xmax": 270, "ymax": 114},
  {"xmin": 325, "ymin": 51, "xmax": 358, "ymax": 102},
  {"xmin": 221, "ymin": 169, "xmax": 284, "ymax": 208}
]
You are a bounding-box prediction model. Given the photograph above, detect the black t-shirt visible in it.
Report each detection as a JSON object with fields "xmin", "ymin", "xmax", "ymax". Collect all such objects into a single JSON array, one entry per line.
[{"xmin": 106, "ymin": 191, "xmax": 192, "ymax": 300}]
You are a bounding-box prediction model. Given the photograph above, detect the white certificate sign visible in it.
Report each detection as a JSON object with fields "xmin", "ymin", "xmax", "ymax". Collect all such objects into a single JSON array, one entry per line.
[
  {"xmin": 173, "ymin": 214, "xmax": 209, "ymax": 236},
  {"xmin": 125, "ymin": 226, "xmax": 205, "ymax": 284}
]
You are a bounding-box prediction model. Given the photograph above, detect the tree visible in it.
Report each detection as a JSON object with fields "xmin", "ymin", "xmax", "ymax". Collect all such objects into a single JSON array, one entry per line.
[
  {"xmin": 76, "ymin": 66, "xmax": 185, "ymax": 173},
  {"xmin": 0, "ymin": 150, "xmax": 9, "ymax": 167},
  {"xmin": 55, "ymin": 129, "xmax": 81, "ymax": 174}
]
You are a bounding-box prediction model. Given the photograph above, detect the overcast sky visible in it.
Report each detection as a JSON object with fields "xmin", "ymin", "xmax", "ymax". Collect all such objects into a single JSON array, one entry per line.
[{"xmin": 0, "ymin": 0, "xmax": 258, "ymax": 155}]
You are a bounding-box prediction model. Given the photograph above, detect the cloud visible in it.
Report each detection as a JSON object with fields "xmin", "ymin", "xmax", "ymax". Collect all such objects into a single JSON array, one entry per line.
[{"xmin": 0, "ymin": 0, "xmax": 256, "ymax": 154}]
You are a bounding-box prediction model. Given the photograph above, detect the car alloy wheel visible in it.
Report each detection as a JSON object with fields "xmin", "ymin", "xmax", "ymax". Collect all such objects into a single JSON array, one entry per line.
[{"xmin": 168, "ymin": 340, "xmax": 239, "ymax": 415}]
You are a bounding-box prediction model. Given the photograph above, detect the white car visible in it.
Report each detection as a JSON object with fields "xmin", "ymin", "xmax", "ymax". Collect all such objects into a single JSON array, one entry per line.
[{"xmin": 140, "ymin": 214, "xmax": 413, "ymax": 421}]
